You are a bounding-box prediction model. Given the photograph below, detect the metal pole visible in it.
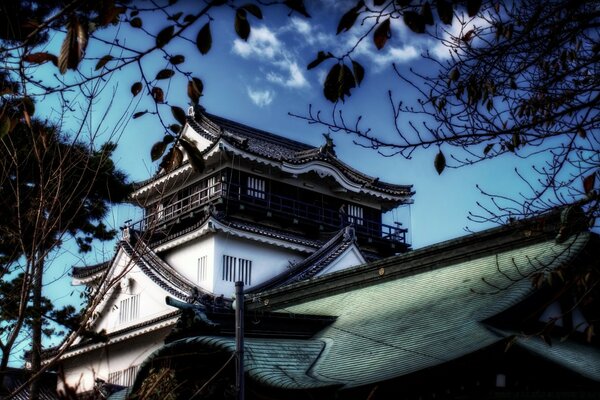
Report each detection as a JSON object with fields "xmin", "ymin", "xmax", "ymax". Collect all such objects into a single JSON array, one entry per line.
[{"xmin": 235, "ymin": 281, "xmax": 245, "ymax": 400}]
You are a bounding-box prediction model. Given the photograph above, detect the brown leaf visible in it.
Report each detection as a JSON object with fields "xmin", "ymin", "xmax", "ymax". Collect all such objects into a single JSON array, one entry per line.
[
  {"xmin": 307, "ymin": 51, "xmax": 333, "ymax": 70},
  {"xmin": 22, "ymin": 52, "xmax": 58, "ymax": 66},
  {"xmin": 133, "ymin": 111, "xmax": 147, "ymax": 119},
  {"xmin": 583, "ymin": 173, "xmax": 596, "ymax": 194},
  {"xmin": 434, "ymin": 150, "xmax": 446, "ymax": 174},
  {"xmin": 373, "ymin": 18, "xmax": 391, "ymax": 50},
  {"xmin": 352, "ymin": 60, "xmax": 365, "ymax": 86},
  {"xmin": 337, "ymin": 1, "xmax": 364, "ymax": 34},
  {"xmin": 235, "ymin": 9, "xmax": 251, "ymax": 41},
  {"xmin": 151, "ymin": 141, "xmax": 167, "ymax": 161},
  {"xmin": 58, "ymin": 16, "xmax": 88, "ymax": 74},
  {"xmin": 462, "ymin": 29, "xmax": 475, "ymax": 42},
  {"xmin": 169, "ymin": 124, "xmax": 182, "ymax": 134},
  {"xmin": 171, "ymin": 106, "xmax": 187, "ymax": 126},
  {"xmin": 338, "ymin": 64, "xmax": 356, "ymax": 101},
  {"xmin": 156, "ymin": 69, "xmax": 175, "ymax": 80},
  {"xmin": 156, "ymin": 25, "xmax": 175, "ymax": 48},
  {"xmin": 436, "ymin": 0, "xmax": 453, "ymax": 25},
  {"xmin": 95, "ymin": 55, "xmax": 113, "ymax": 71},
  {"xmin": 242, "ymin": 4, "xmax": 263, "ymax": 19},
  {"xmin": 403, "ymin": 11, "xmax": 426, "ymax": 34},
  {"xmin": 323, "ymin": 64, "xmax": 342, "ymax": 102},
  {"xmin": 196, "ymin": 22, "xmax": 212, "ymax": 55},
  {"xmin": 131, "ymin": 82, "xmax": 143, "ymax": 96},
  {"xmin": 187, "ymin": 78, "xmax": 204, "ymax": 104},
  {"xmin": 169, "ymin": 55, "xmax": 185, "ymax": 65},
  {"xmin": 284, "ymin": 0, "xmax": 311, "ymax": 18},
  {"xmin": 466, "ymin": 0, "xmax": 482, "ymax": 17},
  {"xmin": 151, "ymin": 87, "xmax": 164, "ymax": 103},
  {"xmin": 422, "ymin": 2, "xmax": 434, "ymax": 25},
  {"xmin": 130, "ymin": 17, "xmax": 142, "ymax": 28}
]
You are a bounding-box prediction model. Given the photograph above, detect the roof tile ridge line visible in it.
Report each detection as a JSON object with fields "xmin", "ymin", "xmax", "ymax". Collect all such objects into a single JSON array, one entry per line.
[
  {"xmin": 122, "ymin": 240, "xmax": 189, "ymax": 300},
  {"xmin": 134, "ymin": 240, "xmax": 200, "ymax": 297},
  {"xmin": 71, "ymin": 260, "xmax": 110, "ymax": 278},
  {"xmin": 325, "ymin": 156, "xmax": 413, "ymax": 191},
  {"xmin": 247, "ymin": 228, "xmax": 350, "ymax": 294},
  {"xmin": 203, "ymin": 112, "xmax": 313, "ymax": 150},
  {"xmin": 149, "ymin": 210, "xmax": 213, "ymax": 247},
  {"xmin": 187, "ymin": 114, "xmax": 221, "ymax": 141},
  {"xmin": 253, "ymin": 229, "xmax": 587, "ymax": 305},
  {"xmin": 284, "ymin": 233, "xmax": 356, "ymax": 284}
]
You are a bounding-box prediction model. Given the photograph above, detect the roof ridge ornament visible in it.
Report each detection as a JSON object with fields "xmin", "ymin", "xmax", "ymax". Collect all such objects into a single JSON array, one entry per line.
[{"xmin": 320, "ymin": 132, "xmax": 336, "ymax": 156}]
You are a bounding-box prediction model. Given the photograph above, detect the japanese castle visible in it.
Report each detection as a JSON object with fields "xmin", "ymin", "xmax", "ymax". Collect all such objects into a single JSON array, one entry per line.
[
  {"xmin": 55, "ymin": 109, "xmax": 413, "ymax": 393},
  {"xmin": 46, "ymin": 110, "xmax": 600, "ymax": 399}
]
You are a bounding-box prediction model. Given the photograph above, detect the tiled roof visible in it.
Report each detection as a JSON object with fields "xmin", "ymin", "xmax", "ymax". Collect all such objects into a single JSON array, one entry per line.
[
  {"xmin": 71, "ymin": 261, "xmax": 110, "ymax": 279},
  {"xmin": 250, "ymin": 232, "xmax": 594, "ymax": 388},
  {"xmin": 248, "ymin": 226, "xmax": 360, "ymax": 293}
]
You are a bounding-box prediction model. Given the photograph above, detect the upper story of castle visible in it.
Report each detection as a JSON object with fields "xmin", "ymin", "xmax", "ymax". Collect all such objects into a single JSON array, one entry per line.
[{"xmin": 128, "ymin": 109, "xmax": 414, "ymax": 256}]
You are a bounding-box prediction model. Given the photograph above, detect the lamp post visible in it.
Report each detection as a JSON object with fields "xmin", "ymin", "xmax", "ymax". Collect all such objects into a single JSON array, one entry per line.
[{"xmin": 235, "ymin": 281, "xmax": 245, "ymax": 400}]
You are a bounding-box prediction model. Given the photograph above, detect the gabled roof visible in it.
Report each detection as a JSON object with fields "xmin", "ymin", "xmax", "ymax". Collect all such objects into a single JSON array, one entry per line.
[
  {"xmin": 248, "ymin": 226, "xmax": 363, "ymax": 293},
  {"xmin": 132, "ymin": 111, "xmax": 413, "ymax": 202}
]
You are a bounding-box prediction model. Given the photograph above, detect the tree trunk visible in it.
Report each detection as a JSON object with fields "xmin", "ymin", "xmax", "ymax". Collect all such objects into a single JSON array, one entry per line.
[{"xmin": 29, "ymin": 256, "xmax": 44, "ymax": 400}]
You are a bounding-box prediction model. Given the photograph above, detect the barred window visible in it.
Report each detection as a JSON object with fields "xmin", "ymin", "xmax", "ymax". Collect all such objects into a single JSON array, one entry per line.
[
  {"xmin": 108, "ymin": 365, "xmax": 138, "ymax": 387},
  {"xmin": 247, "ymin": 176, "xmax": 265, "ymax": 199},
  {"xmin": 347, "ymin": 204, "xmax": 364, "ymax": 225},
  {"xmin": 197, "ymin": 256, "xmax": 208, "ymax": 282},
  {"xmin": 222, "ymin": 255, "xmax": 252, "ymax": 285},
  {"xmin": 118, "ymin": 294, "xmax": 140, "ymax": 324}
]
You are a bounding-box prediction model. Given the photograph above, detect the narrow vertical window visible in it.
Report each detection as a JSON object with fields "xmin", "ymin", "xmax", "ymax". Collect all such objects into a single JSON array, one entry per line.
[
  {"xmin": 197, "ymin": 256, "xmax": 207, "ymax": 282},
  {"xmin": 223, "ymin": 255, "xmax": 236, "ymax": 282},
  {"xmin": 347, "ymin": 204, "xmax": 364, "ymax": 225},
  {"xmin": 247, "ymin": 176, "xmax": 265, "ymax": 199},
  {"xmin": 238, "ymin": 258, "xmax": 252, "ymax": 285},
  {"xmin": 119, "ymin": 294, "xmax": 140, "ymax": 324}
]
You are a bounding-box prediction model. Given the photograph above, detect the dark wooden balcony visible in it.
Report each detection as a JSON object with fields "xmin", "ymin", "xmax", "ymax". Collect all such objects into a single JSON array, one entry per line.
[{"xmin": 131, "ymin": 177, "xmax": 409, "ymax": 252}]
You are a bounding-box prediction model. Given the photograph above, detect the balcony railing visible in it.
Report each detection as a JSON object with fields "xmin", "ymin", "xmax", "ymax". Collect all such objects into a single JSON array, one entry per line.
[{"xmin": 131, "ymin": 178, "xmax": 407, "ymax": 245}]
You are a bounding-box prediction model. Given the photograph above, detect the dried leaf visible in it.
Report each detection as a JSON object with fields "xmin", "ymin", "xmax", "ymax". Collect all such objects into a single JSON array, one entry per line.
[
  {"xmin": 170, "ymin": 55, "xmax": 185, "ymax": 65},
  {"xmin": 403, "ymin": 11, "xmax": 426, "ymax": 34},
  {"xmin": 235, "ymin": 9, "xmax": 251, "ymax": 41},
  {"xmin": 583, "ymin": 173, "xmax": 596, "ymax": 194},
  {"xmin": 156, "ymin": 69, "xmax": 175, "ymax": 80},
  {"xmin": 169, "ymin": 124, "xmax": 181, "ymax": 134},
  {"xmin": 434, "ymin": 150, "xmax": 446, "ymax": 175},
  {"xmin": 187, "ymin": 77, "xmax": 204, "ymax": 104},
  {"xmin": 242, "ymin": 4, "xmax": 263, "ymax": 19},
  {"xmin": 307, "ymin": 51, "xmax": 333, "ymax": 70},
  {"xmin": 422, "ymin": 2, "xmax": 434, "ymax": 25},
  {"xmin": 373, "ymin": 18, "xmax": 391, "ymax": 50},
  {"xmin": 151, "ymin": 141, "xmax": 167, "ymax": 161},
  {"xmin": 462, "ymin": 29, "xmax": 475, "ymax": 42},
  {"xmin": 95, "ymin": 55, "xmax": 113, "ymax": 71},
  {"xmin": 512, "ymin": 132, "xmax": 521, "ymax": 149},
  {"xmin": 156, "ymin": 25, "xmax": 175, "ymax": 48},
  {"xmin": 323, "ymin": 64, "xmax": 342, "ymax": 102},
  {"xmin": 449, "ymin": 68, "xmax": 460, "ymax": 81},
  {"xmin": 436, "ymin": 0, "xmax": 453, "ymax": 25},
  {"xmin": 133, "ymin": 111, "xmax": 147, "ymax": 119},
  {"xmin": 466, "ymin": 0, "xmax": 482, "ymax": 17},
  {"xmin": 0, "ymin": 115, "xmax": 11, "ymax": 139},
  {"xmin": 339, "ymin": 64, "xmax": 356, "ymax": 101},
  {"xmin": 163, "ymin": 135, "xmax": 175, "ymax": 145},
  {"xmin": 131, "ymin": 82, "xmax": 143, "ymax": 96},
  {"xmin": 577, "ymin": 127, "xmax": 586, "ymax": 138},
  {"xmin": 130, "ymin": 17, "xmax": 142, "ymax": 28},
  {"xmin": 171, "ymin": 106, "xmax": 187, "ymax": 126},
  {"xmin": 196, "ymin": 22, "xmax": 212, "ymax": 55},
  {"xmin": 179, "ymin": 137, "xmax": 205, "ymax": 172},
  {"xmin": 151, "ymin": 87, "xmax": 164, "ymax": 103},
  {"xmin": 22, "ymin": 52, "xmax": 58, "ymax": 66},
  {"xmin": 58, "ymin": 16, "xmax": 88, "ymax": 74},
  {"xmin": 337, "ymin": 1, "xmax": 364, "ymax": 34},
  {"xmin": 284, "ymin": 0, "xmax": 311, "ymax": 18},
  {"xmin": 483, "ymin": 143, "xmax": 493, "ymax": 155},
  {"xmin": 352, "ymin": 60, "xmax": 365, "ymax": 86}
]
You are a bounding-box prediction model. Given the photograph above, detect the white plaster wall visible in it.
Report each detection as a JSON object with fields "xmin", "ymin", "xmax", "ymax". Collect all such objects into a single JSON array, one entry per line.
[
  {"xmin": 212, "ymin": 233, "xmax": 306, "ymax": 296},
  {"xmin": 94, "ymin": 251, "xmax": 173, "ymax": 334},
  {"xmin": 317, "ymin": 245, "xmax": 365, "ymax": 277},
  {"xmin": 59, "ymin": 326, "xmax": 172, "ymax": 393},
  {"xmin": 162, "ymin": 235, "xmax": 216, "ymax": 292}
]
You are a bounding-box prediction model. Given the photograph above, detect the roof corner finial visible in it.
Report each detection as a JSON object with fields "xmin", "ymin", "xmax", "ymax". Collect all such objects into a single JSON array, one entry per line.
[{"xmin": 321, "ymin": 132, "xmax": 336, "ymax": 156}]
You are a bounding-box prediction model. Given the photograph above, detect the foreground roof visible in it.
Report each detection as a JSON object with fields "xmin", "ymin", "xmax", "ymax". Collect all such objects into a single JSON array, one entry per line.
[{"xmin": 127, "ymin": 221, "xmax": 599, "ymax": 394}]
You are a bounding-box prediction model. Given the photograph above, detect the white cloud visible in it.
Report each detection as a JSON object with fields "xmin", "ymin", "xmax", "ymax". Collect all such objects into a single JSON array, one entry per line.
[
  {"xmin": 371, "ymin": 45, "xmax": 420, "ymax": 69},
  {"xmin": 232, "ymin": 26, "xmax": 281, "ymax": 60},
  {"xmin": 247, "ymin": 87, "xmax": 275, "ymax": 107},
  {"xmin": 232, "ymin": 25, "xmax": 310, "ymax": 90}
]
